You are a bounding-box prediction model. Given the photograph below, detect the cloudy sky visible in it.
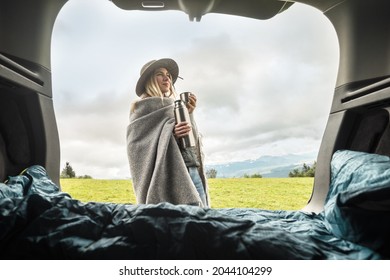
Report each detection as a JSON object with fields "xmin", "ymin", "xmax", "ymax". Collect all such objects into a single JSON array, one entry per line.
[{"xmin": 51, "ymin": 0, "xmax": 339, "ymax": 179}]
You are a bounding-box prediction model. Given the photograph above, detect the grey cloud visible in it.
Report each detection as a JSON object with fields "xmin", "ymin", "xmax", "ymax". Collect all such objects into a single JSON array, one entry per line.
[{"xmin": 55, "ymin": 90, "xmax": 129, "ymax": 145}]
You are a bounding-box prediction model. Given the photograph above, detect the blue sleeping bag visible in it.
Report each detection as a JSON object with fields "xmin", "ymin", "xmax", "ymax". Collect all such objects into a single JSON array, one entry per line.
[{"xmin": 0, "ymin": 150, "xmax": 388, "ymax": 259}]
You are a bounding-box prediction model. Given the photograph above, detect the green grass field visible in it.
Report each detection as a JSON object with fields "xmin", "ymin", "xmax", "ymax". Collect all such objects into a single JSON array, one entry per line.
[{"xmin": 60, "ymin": 177, "xmax": 314, "ymax": 210}]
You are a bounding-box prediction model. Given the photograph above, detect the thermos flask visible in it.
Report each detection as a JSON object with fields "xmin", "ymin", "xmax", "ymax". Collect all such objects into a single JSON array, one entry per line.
[{"xmin": 174, "ymin": 99, "xmax": 196, "ymax": 148}]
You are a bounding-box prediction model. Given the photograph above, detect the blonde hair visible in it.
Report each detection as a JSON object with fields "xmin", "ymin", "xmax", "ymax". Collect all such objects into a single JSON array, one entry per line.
[{"xmin": 131, "ymin": 70, "xmax": 176, "ymax": 112}]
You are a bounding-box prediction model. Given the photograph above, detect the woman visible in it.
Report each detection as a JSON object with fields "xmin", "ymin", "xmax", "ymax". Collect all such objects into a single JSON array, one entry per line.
[{"xmin": 127, "ymin": 58, "xmax": 210, "ymax": 207}]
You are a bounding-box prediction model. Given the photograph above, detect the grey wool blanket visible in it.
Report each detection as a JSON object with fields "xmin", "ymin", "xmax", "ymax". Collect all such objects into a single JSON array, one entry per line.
[{"xmin": 127, "ymin": 97, "xmax": 206, "ymax": 206}]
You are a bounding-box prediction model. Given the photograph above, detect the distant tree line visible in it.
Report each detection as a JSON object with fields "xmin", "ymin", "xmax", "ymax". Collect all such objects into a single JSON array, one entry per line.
[
  {"xmin": 243, "ymin": 173, "xmax": 262, "ymax": 178},
  {"xmin": 59, "ymin": 161, "xmax": 315, "ymax": 180},
  {"xmin": 206, "ymin": 168, "xmax": 218, "ymax": 178},
  {"xmin": 288, "ymin": 162, "xmax": 316, "ymax": 177},
  {"xmin": 60, "ymin": 162, "xmax": 92, "ymax": 179}
]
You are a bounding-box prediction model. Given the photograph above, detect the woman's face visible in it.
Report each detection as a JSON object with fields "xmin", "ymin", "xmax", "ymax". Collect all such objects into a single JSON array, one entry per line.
[{"xmin": 154, "ymin": 67, "xmax": 172, "ymax": 94}]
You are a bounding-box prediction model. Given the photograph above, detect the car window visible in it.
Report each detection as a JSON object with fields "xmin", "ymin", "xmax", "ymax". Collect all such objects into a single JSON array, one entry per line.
[{"xmin": 52, "ymin": 0, "xmax": 338, "ymax": 207}]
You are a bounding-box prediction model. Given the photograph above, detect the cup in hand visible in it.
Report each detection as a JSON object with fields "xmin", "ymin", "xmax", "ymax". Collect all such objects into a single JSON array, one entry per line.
[{"xmin": 180, "ymin": 92, "xmax": 191, "ymax": 104}]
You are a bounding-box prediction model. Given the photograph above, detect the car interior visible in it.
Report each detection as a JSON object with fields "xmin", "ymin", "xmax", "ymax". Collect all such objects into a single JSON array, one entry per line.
[{"xmin": 0, "ymin": 0, "xmax": 389, "ymax": 259}]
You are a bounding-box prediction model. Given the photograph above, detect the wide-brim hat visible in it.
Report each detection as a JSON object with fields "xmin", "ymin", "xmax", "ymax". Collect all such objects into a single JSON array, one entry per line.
[{"xmin": 135, "ymin": 58, "xmax": 179, "ymax": 96}]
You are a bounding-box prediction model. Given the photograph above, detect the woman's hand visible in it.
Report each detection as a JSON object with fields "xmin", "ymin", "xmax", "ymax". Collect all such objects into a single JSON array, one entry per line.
[
  {"xmin": 186, "ymin": 93, "xmax": 197, "ymax": 114},
  {"xmin": 174, "ymin": 122, "xmax": 192, "ymax": 138}
]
